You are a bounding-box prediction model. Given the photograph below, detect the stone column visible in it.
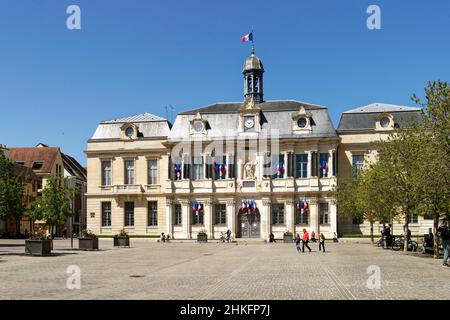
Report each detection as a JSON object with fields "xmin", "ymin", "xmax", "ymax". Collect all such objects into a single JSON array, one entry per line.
[
  {"xmin": 203, "ymin": 153, "xmax": 207, "ymax": 180},
  {"xmin": 286, "ymin": 199, "xmax": 295, "ymax": 234},
  {"xmin": 329, "ymin": 199, "xmax": 337, "ymax": 235},
  {"xmin": 328, "ymin": 150, "xmax": 334, "ymax": 177},
  {"xmin": 308, "ymin": 197, "xmax": 319, "ymax": 234},
  {"xmin": 225, "ymin": 154, "xmax": 230, "ymax": 179},
  {"xmin": 181, "ymin": 200, "xmax": 191, "ymax": 239},
  {"xmin": 307, "ymin": 151, "xmax": 312, "ymax": 178},
  {"xmin": 283, "ymin": 152, "xmax": 288, "ymax": 178},
  {"xmin": 204, "ymin": 200, "xmax": 213, "ymax": 239},
  {"xmin": 237, "ymin": 157, "xmax": 243, "ymax": 180},
  {"xmin": 166, "ymin": 199, "xmax": 173, "ymax": 238},
  {"xmin": 261, "ymin": 199, "xmax": 272, "ymax": 240},
  {"xmin": 227, "ymin": 200, "xmax": 236, "ymax": 238}
]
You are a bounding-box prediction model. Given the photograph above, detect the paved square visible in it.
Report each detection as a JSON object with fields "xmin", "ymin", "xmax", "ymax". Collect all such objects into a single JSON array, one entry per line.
[{"xmin": 0, "ymin": 239, "xmax": 448, "ymax": 300}]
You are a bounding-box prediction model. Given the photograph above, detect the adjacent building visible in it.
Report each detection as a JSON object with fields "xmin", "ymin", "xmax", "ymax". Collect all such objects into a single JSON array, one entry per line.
[
  {"xmin": 7, "ymin": 144, "xmax": 86, "ymax": 236},
  {"xmin": 0, "ymin": 144, "xmax": 38, "ymax": 235}
]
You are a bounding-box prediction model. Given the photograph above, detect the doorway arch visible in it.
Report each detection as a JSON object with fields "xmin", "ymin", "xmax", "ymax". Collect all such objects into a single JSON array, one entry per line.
[{"xmin": 238, "ymin": 208, "xmax": 261, "ymax": 238}]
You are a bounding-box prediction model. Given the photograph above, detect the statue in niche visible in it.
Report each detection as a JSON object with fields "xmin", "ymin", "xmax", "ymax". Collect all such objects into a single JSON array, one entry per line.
[{"xmin": 244, "ymin": 161, "xmax": 257, "ymax": 180}]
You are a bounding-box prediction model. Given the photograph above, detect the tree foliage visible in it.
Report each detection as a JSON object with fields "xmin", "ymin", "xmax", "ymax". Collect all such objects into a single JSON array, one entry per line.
[
  {"xmin": 0, "ymin": 155, "xmax": 27, "ymax": 232},
  {"xmin": 29, "ymin": 174, "xmax": 72, "ymax": 229}
]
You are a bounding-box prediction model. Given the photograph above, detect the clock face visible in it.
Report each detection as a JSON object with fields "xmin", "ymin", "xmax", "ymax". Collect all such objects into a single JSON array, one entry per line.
[
  {"xmin": 193, "ymin": 121, "xmax": 203, "ymax": 132},
  {"xmin": 244, "ymin": 117, "xmax": 255, "ymax": 129},
  {"xmin": 380, "ymin": 117, "xmax": 390, "ymax": 128},
  {"xmin": 297, "ymin": 118, "xmax": 307, "ymax": 128}
]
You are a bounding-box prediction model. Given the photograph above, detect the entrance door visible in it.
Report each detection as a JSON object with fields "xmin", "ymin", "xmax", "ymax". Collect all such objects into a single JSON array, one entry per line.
[{"xmin": 238, "ymin": 209, "xmax": 260, "ymax": 238}]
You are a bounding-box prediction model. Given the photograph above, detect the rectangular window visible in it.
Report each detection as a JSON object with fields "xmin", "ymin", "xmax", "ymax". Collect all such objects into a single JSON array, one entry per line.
[
  {"xmin": 272, "ymin": 204, "xmax": 285, "ymax": 224},
  {"xmin": 101, "ymin": 202, "xmax": 111, "ymax": 227},
  {"xmin": 295, "ymin": 154, "xmax": 308, "ymax": 178},
  {"xmin": 124, "ymin": 202, "xmax": 134, "ymax": 226},
  {"xmin": 174, "ymin": 204, "xmax": 182, "ymax": 225},
  {"xmin": 409, "ymin": 213, "xmax": 419, "ymax": 224},
  {"xmin": 148, "ymin": 160, "xmax": 158, "ymax": 184},
  {"xmin": 192, "ymin": 204, "xmax": 204, "ymax": 225},
  {"xmin": 124, "ymin": 160, "xmax": 135, "ymax": 185},
  {"xmin": 214, "ymin": 204, "xmax": 227, "ymax": 224},
  {"xmin": 272, "ymin": 155, "xmax": 285, "ymax": 179},
  {"xmin": 319, "ymin": 153, "xmax": 329, "ymax": 178},
  {"xmin": 101, "ymin": 161, "xmax": 112, "ymax": 186},
  {"xmin": 311, "ymin": 152, "xmax": 318, "ymax": 176},
  {"xmin": 214, "ymin": 156, "xmax": 227, "ymax": 180},
  {"xmin": 148, "ymin": 201, "xmax": 158, "ymax": 226},
  {"xmin": 352, "ymin": 216, "xmax": 363, "ymax": 225},
  {"xmin": 192, "ymin": 156, "xmax": 204, "ymax": 180},
  {"xmin": 319, "ymin": 203, "xmax": 329, "ymax": 224},
  {"xmin": 295, "ymin": 211, "xmax": 309, "ymax": 225},
  {"xmin": 352, "ymin": 155, "xmax": 364, "ymax": 177}
]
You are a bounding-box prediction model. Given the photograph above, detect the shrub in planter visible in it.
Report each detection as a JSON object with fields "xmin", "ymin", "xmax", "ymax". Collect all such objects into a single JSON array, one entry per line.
[
  {"xmin": 78, "ymin": 229, "xmax": 99, "ymax": 250},
  {"xmin": 25, "ymin": 231, "xmax": 52, "ymax": 256},
  {"xmin": 283, "ymin": 231, "xmax": 294, "ymax": 243},
  {"xmin": 114, "ymin": 229, "xmax": 130, "ymax": 247},
  {"xmin": 197, "ymin": 230, "xmax": 208, "ymax": 243}
]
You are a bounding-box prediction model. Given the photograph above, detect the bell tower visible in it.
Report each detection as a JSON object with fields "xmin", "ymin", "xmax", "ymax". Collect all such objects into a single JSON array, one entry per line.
[{"xmin": 243, "ymin": 46, "xmax": 264, "ymax": 103}]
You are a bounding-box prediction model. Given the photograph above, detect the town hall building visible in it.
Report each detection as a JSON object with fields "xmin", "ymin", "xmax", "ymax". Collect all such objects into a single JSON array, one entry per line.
[{"xmin": 85, "ymin": 48, "xmax": 424, "ymax": 240}]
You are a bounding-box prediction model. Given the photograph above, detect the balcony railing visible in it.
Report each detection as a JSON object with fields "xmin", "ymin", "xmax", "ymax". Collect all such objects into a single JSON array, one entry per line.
[{"xmin": 99, "ymin": 184, "xmax": 144, "ymax": 194}]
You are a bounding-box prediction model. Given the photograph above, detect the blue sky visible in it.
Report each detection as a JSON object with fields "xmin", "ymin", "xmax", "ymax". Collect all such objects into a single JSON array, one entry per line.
[{"xmin": 0, "ymin": 0, "xmax": 449, "ymax": 166}]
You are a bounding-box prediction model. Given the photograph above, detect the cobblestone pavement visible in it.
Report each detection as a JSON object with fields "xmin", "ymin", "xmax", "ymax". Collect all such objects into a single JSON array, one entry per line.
[{"xmin": 0, "ymin": 239, "xmax": 448, "ymax": 300}]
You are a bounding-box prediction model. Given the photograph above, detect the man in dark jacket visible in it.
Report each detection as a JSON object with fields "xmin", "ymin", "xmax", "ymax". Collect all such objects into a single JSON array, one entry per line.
[{"xmin": 437, "ymin": 220, "xmax": 450, "ymax": 267}]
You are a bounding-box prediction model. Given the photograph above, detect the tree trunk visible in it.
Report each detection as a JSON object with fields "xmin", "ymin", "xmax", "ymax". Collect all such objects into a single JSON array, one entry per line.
[
  {"xmin": 14, "ymin": 217, "xmax": 20, "ymax": 234},
  {"xmin": 403, "ymin": 221, "xmax": 409, "ymax": 252},
  {"xmin": 433, "ymin": 215, "xmax": 440, "ymax": 259},
  {"xmin": 370, "ymin": 221, "xmax": 374, "ymax": 244}
]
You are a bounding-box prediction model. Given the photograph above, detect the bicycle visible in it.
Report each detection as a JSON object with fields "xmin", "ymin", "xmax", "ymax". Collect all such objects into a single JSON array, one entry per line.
[
  {"xmin": 219, "ymin": 232, "xmax": 233, "ymax": 243},
  {"xmin": 391, "ymin": 237, "xmax": 418, "ymax": 251},
  {"xmin": 375, "ymin": 237, "xmax": 385, "ymax": 247}
]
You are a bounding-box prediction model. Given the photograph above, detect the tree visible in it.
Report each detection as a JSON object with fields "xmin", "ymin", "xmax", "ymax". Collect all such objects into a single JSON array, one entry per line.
[
  {"xmin": 412, "ymin": 80, "xmax": 450, "ymax": 258},
  {"xmin": 0, "ymin": 155, "xmax": 27, "ymax": 234},
  {"xmin": 29, "ymin": 174, "xmax": 72, "ymax": 237},
  {"xmin": 376, "ymin": 126, "xmax": 424, "ymax": 251}
]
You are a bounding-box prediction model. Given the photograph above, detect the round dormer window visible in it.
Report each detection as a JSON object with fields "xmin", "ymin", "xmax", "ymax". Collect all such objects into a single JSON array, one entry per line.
[
  {"xmin": 380, "ymin": 117, "xmax": 390, "ymax": 128},
  {"xmin": 297, "ymin": 117, "xmax": 307, "ymax": 128},
  {"xmin": 125, "ymin": 127, "xmax": 134, "ymax": 137}
]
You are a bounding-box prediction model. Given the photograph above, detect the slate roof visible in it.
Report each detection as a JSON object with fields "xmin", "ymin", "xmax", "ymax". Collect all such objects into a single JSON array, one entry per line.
[
  {"xmin": 62, "ymin": 153, "xmax": 87, "ymax": 181},
  {"xmin": 8, "ymin": 147, "xmax": 61, "ymax": 174},
  {"xmin": 91, "ymin": 113, "xmax": 171, "ymax": 140},
  {"xmin": 169, "ymin": 100, "xmax": 337, "ymax": 141},
  {"xmin": 100, "ymin": 112, "xmax": 166, "ymax": 124},
  {"xmin": 338, "ymin": 103, "xmax": 422, "ymax": 132}
]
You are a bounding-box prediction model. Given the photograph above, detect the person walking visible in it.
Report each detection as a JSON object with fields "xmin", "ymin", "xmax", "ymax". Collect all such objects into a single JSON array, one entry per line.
[
  {"xmin": 302, "ymin": 229, "xmax": 312, "ymax": 252},
  {"xmin": 295, "ymin": 233, "xmax": 301, "ymax": 253},
  {"xmin": 319, "ymin": 233, "xmax": 326, "ymax": 252},
  {"xmin": 437, "ymin": 220, "xmax": 450, "ymax": 267}
]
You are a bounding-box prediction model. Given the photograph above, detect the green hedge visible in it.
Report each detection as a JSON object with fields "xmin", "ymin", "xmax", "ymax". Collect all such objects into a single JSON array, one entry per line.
[{"xmin": 97, "ymin": 234, "xmax": 160, "ymax": 238}]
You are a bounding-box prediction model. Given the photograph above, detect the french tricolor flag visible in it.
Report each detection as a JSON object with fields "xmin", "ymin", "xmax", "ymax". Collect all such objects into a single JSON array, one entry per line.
[{"xmin": 241, "ymin": 32, "xmax": 253, "ymax": 42}]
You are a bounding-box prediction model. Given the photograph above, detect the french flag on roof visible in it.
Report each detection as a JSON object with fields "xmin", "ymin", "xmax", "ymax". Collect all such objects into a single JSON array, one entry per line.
[{"xmin": 241, "ymin": 32, "xmax": 253, "ymax": 42}]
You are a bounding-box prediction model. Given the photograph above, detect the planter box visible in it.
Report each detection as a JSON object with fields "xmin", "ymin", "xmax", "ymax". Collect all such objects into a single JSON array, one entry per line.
[
  {"xmin": 114, "ymin": 236, "xmax": 130, "ymax": 247},
  {"xmin": 79, "ymin": 237, "xmax": 99, "ymax": 250},
  {"xmin": 197, "ymin": 234, "xmax": 208, "ymax": 243},
  {"xmin": 283, "ymin": 235, "xmax": 293, "ymax": 243},
  {"xmin": 25, "ymin": 240, "xmax": 52, "ymax": 256}
]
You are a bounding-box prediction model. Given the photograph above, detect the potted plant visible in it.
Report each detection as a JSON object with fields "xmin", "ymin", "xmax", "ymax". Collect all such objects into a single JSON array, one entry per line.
[
  {"xmin": 78, "ymin": 229, "xmax": 99, "ymax": 250},
  {"xmin": 283, "ymin": 231, "xmax": 293, "ymax": 243},
  {"xmin": 197, "ymin": 229, "xmax": 208, "ymax": 243},
  {"xmin": 114, "ymin": 229, "xmax": 130, "ymax": 247},
  {"xmin": 25, "ymin": 231, "xmax": 52, "ymax": 256}
]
